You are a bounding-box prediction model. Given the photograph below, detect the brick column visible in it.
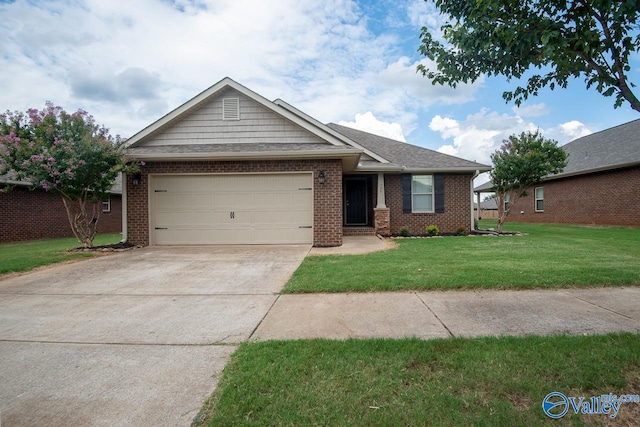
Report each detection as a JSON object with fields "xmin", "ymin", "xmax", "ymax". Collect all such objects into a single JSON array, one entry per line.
[{"xmin": 374, "ymin": 207, "xmax": 390, "ymax": 236}]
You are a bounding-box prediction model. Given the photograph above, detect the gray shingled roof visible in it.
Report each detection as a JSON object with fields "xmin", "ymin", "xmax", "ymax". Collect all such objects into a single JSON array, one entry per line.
[
  {"xmin": 556, "ymin": 118, "xmax": 640, "ymax": 178},
  {"xmin": 327, "ymin": 123, "xmax": 491, "ymax": 171}
]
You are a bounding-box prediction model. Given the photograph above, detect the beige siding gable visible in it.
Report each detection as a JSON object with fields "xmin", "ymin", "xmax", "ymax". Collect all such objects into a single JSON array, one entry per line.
[{"xmin": 143, "ymin": 88, "xmax": 328, "ymax": 146}]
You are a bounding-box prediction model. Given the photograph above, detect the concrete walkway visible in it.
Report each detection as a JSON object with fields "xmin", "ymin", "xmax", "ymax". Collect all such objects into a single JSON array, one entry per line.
[{"xmin": 252, "ymin": 287, "xmax": 640, "ymax": 340}]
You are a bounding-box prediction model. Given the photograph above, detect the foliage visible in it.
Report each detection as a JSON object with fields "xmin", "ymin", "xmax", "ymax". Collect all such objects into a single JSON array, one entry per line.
[
  {"xmin": 399, "ymin": 227, "xmax": 411, "ymax": 237},
  {"xmin": 455, "ymin": 226, "xmax": 468, "ymax": 236},
  {"xmin": 490, "ymin": 131, "xmax": 567, "ymax": 232},
  {"xmin": 417, "ymin": 0, "xmax": 640, "ymax": 112},
  {"xmin": 426, "ymin": 224, "xmax": 439, "ymax": 236},
  {"xmin": 0, "ymin": 102, "xmax": 134, "ymax": 247}
]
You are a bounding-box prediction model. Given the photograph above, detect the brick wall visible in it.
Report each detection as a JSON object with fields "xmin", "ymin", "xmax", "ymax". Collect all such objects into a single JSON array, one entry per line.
[
  {"xmin": 126, "ymin": 159, "xmax": 343, "ymax": 247},
  {"xmin": 0, "ymin": 186, "xmax": 122, "ymax": 243},
  {"xmin": 507, "ymin": 166, "xmax": 640, "ymax": 226},
  {"xmin": 385, "ymin": 173, "xmax": 473, "ymax": 235}
]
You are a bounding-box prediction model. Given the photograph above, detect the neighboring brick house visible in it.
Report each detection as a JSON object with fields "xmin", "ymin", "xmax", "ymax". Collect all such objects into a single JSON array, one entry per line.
[
  {"xmin": 0, "ymin": 177, "xmax": 123, "ymax": 243},
  {"xmin": 474, "ymin": 119, "xmax": 640, "ymax": 227},
  {"xmin": 124, "ymin": 77, "xmax": 491, "ymax": 247}
]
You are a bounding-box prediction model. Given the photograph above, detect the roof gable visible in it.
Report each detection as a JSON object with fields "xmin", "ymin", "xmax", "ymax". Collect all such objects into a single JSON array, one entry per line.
[{"xmin": 127, "ymin": 77, "xmax": 349, "ymax": 148}]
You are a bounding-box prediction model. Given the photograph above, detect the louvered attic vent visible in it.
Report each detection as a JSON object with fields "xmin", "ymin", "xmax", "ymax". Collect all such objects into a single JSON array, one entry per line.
[{"xmin": 222, "ymin": 98, "xmax": 240, "ymax": 120}]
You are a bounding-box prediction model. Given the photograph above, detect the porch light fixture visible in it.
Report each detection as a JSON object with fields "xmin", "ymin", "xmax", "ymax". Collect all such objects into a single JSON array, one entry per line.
[
  {"xmin": 132, "ymin": 172, "xmax": 142, "ymax": 187},
  {"xmin": 318, "ymin": 170, "xmax": 325, "ymax": 184}
]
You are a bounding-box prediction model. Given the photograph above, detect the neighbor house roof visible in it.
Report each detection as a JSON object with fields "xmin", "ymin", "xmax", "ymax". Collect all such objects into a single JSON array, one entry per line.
[
  {"xmin": 551, "ymin": 118, "xmax": 640, "ymax": 179},
  {"xmin": 327, "ymin": 123, "xmax": 491, "ymax": 173},
  {"xmin": 0, "ymin": 173, "xmax": 122, "ymax": 195},
  {"xmin": 474, "ymin": 118, "xmax": 640, "ymax": 192}
]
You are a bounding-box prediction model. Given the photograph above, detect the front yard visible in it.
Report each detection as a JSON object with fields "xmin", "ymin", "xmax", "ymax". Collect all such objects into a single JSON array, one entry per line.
[
  {"xmin": 285, "ymin": 222, "xmax": 640, "ymax": 293},
  {"xmin": 0, "ymin": 233, "xmax": 122, "ymax": 275},
  {"xmin": 197, "ymin": 333, "xmax": 640, "ymax": 426}
]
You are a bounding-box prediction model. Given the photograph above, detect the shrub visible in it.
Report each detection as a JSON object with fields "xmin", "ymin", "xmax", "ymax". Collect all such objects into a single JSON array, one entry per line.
[
  {"xmin": 426, "ymin": 225, "xmax": 439, "ymax": 236},
  {"xmin": 399, "ymin": 227, "xmax": 411, "ymax": 237},
  {"xmin": 456, "ymin": 227, "xmax": 468, "ymax": 236}
]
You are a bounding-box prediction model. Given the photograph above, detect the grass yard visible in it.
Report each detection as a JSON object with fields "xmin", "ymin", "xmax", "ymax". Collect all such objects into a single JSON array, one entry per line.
[
  {"xmin": 196, "ymin": 333, "xmax": 640, "ymax": 426},
  {"xmin": 284, "ymin": 222, "xmax": 640, "ymax": 293},
  {"xmin": 0, "ymin": 233, "xmax": 122, "ymax": 275}
]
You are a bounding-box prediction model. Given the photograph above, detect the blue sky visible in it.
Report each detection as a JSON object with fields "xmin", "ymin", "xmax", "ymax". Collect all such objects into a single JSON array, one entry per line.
[{"xmin": 1, "ymin": 0, "xmax": 638, "ymax": 183}]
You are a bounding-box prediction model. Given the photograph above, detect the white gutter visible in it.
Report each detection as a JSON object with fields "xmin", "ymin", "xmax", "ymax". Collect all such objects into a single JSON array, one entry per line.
[
  {"xmin": 471, "ymin": 170, "xmax": 480, "ymax": 230},
  {"xmin": 124, "ymin": 148, "xmax": 363, "ymax": 162}
]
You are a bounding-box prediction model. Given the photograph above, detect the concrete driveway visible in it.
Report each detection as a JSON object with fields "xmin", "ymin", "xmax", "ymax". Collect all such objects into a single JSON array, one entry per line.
[{"xmin": 0, "ymin": 245, "xmax": 309, "ymax": 426}]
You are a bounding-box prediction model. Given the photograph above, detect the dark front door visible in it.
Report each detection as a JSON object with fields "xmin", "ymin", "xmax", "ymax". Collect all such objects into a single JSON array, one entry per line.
[{"xmin": 344, "ymin": 178, "xmax": 368, "ymax": 225}]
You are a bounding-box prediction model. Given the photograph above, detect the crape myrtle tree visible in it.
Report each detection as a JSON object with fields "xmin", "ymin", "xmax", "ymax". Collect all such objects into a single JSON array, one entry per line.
[
  {"xmin": 417, "ymin": 0, "xmax": 640, "ymax": 113},
  {"xmin": 0, "ymin": 102, "xmax": 134, "ymax": 248},
  {"xmin": 491, "ymin": 131, "xmax": 567, "ymax": 233}
]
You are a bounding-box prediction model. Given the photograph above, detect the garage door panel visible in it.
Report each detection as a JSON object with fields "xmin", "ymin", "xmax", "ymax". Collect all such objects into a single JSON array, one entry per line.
[{"xmin": 151, "ymin": 173, "xmax": 313, "ymax": 245}]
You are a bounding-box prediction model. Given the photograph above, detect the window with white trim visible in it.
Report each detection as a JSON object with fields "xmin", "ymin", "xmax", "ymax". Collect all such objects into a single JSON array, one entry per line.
[
  {"xmin": 504, "ymin": 193, "xmax": 510, "ymax": 211},
  {"xmin": 102, "ymin": 197, "xmax": 111, "ymax": 213},
  {"xmin": 535, "ymin": 187, "xmax": 544, "ymax": 212},
  {"xmin": 411, "ymin": 175, "xmax": 433, "ymax": 213}
]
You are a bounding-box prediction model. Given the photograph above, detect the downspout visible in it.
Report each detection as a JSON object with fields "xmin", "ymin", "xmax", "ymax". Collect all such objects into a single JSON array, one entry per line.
[
  {"xmin": 471, "ymin": 170, "xmax": 480, "ymax": 231},
  {"xmin": 121, "ymin": 173, "xmax": 127, "ymax": 242}
]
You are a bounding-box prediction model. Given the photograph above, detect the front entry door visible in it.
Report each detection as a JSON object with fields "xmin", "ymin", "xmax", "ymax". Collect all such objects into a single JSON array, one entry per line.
[{"xmin": 344, "ymin": 178, "xmax": 368, "ymax": 225}]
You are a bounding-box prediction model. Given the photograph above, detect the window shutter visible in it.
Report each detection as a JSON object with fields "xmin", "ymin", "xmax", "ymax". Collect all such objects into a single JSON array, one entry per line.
[
  {"xmin": 434, "ymin": 173, "xmax": 445, "ymax": 213},
  {"xmin": 402, "ymin": 174, "xmax": 412, "ymax": 214}
]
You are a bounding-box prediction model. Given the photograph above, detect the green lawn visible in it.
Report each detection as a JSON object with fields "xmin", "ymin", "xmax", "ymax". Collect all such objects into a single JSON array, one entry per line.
[
  {"xmin": 284, "ymin": 222, "xmax": 640, "ymax": 293},
  {"xmin": 0, "ymin": 233, "xmax": 122, "ymax": 275},
  {"xmin": 196, "ymin": 333, "xmax": 640, "ymax": 426}
]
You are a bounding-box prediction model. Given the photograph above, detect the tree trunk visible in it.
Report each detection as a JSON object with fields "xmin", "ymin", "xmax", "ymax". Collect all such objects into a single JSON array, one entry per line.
[{"xmin": 61, "ymin": 195, "xmax": 100, "ymax": 248}]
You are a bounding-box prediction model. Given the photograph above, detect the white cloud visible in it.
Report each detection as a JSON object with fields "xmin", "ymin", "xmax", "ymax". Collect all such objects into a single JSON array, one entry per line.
[
  {"xmin": 430, "ymin": 109, "xmax": 538, "ymax": 165},
  {"xmin": 430, "ymin": 109, "xmax": 593, "ymax": 165},
  {"xmin": 339, "ymin": 112, "xmax": 406, "ymax": 141}
]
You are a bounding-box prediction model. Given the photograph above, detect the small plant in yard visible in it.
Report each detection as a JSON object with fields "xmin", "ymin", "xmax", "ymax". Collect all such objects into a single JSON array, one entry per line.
[
  {"xmin": 399, "ymin": 227, "xmax": 411, "ymax": 237},
  {"xmin": 455, "ymin": 226, "xmax": 467, "ymax": 236},
  {"xmin": 426, "ymin": 224, "xmax": 439, "ymax": 236}
]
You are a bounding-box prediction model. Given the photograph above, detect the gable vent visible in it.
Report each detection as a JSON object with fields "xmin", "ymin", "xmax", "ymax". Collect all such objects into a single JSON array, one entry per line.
[{"xmin": 222, "ymin": 98, "xmax": 240, "ymax": 120}]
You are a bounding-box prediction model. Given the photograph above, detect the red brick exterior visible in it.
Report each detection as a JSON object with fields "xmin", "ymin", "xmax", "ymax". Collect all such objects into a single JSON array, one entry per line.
[
  {"xmin": 507, "ymin": 166, "xmax": 640, "ymax": 226},
  {"xmin": 125, "ymin": 159, "xmax": 343, "ymax": 247},
  {"xmin": 385, "ymin": 173, "xmax": 473, "ymax": 235},
  {"xmin": 0, "ymin": 185, "xmax": 122, "ymax": 243}
]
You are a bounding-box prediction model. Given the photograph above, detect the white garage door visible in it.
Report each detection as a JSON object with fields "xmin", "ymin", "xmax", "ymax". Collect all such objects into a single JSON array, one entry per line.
[{"xmin": 150, "ymin": 173, "xmax": 313, "ymax": 245}]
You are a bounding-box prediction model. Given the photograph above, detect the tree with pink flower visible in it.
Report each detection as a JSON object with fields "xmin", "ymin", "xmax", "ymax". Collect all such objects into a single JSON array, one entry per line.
[{"xmin": 0, "ymin": 102, "xmax": 134, "ymax": 248}]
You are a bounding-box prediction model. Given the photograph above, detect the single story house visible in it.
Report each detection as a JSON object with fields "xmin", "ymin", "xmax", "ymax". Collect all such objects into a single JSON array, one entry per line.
[
  {"xmin": 0, "ymin": 175, "xmax": 123, "ymax": 243},
  {"xmin": 123, "ymin": 77, "xmax": 491, "ymax": 247},
  {"xmin": 474, "ymin": 118, "xmax": 640, "ymax": 227}
]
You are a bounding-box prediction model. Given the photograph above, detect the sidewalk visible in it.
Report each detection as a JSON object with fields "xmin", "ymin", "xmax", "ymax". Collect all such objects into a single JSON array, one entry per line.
[{"xmin": 251, "ymin": 287, "xmax": 640, "ymax": 340}]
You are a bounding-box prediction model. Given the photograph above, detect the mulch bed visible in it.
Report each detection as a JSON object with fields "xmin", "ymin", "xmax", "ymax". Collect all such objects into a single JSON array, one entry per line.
[{"xmin": 67, "ymin": 241, "xmax": 139, "ymax": 253}]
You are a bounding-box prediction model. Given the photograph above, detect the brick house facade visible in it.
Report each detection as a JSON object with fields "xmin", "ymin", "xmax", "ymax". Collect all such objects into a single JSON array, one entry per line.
[
  {"xmin": 1, "ymin": 185, "xmax": 122, "ymax": 243},
  {"xmin": 503, "ymin": 166, "xmax": 640, "ymax": 227},
  {"xmin": 124, "ymin": 78, "xmax": 490, "ymax": 247}
]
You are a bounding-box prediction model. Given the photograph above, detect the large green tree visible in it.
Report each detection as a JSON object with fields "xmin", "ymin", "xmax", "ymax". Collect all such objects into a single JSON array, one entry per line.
[
  {"xmin": 417, "ymin": 0, "xmax": 640, "ymax": 112},
  {"xmin": 0, "ymin": 103, "xmax": 133, "ymax": 248},
  {"xmin": 491, "ymin": 131, "xmax": 567, "ymax": 233}
]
